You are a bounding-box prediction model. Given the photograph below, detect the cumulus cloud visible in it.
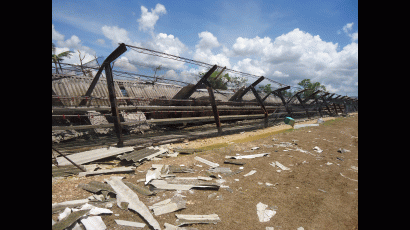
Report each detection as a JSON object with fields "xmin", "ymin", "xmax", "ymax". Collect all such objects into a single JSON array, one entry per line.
[
  {"xmin": 137, "ymin": 3, "xmax": 166, "ymax": 33},
  {"xmin": 52, "ymin": 24, "xmax": 64, "ymax": 41},
  {"xmin": 227, "ymin": 28, "xmax": 357, "ymax": 95},
  {"xmin": 114, "ymin": 56, "xmax": 138, "ymax": 72},
  {"xmin": 196, "ymin": 31, "xmax": 220, "ymax": 50},
  {"xmin": 52, "ymin": 25, "xmax": 97, "ymax": 66},
  {"xmin": 102, "ymin": 25, "xmax": 134, "ymax": 47},
  {"xmin": 193, "ymin": 31, "xmax": 231, "ymax": 68},
  {"xmin": 340, "ymin": 22, "xmax": 358, "ymax": 42}
]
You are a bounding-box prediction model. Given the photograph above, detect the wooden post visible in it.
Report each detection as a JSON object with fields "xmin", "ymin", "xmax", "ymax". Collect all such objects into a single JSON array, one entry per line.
[
  {"xmin": 272, "ymin": 87, "xmax": 292, "ymax": 116},
  {"xmin": 296, "ymin": 94, "xmax": 309, "ymax": 118},
  {"xmin": 250, "ymin": 86, "xmax": 268, "ymax": 127},
  {"xmin": 52, "ymin": 146, "xmax": 86, "ymax": 172},
  {"xmin": 228, "ymin": 76, "xmax": 265, "ymax": 101},
  {"xmin": 172, "ymin": 65, "xmax": 218, "ymax": 100},
  {"xmin": 105, "ymin": 64, "xmax": 124, "ymax": 147},
  {"xmin": 79, "ymin": 43, "xmax": 127, "ymax": 106},
  {"xmin": 207, "ymin": 86, "xmax": 222, "ymax": 133}
]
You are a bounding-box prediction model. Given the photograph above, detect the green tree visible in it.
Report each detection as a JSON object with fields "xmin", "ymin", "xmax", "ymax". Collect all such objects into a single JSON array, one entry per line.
[
  {"xmin": 258, "ymin": 84, "xmax": 273, "ymax": 94},
  {"xmin": 297, "ymin": 79, "xmax": 326, "ymax": 99},
  {"xmin": 199, "ymin": 70, "xmax": 231, "ymax": 90},
  {"xmin": 52, "ymin": 42, "xmax": 74, "ymax": 74}
]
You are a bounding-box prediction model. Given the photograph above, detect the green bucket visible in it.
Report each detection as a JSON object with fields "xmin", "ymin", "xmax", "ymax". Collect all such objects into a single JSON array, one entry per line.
[{"xmin": 284, "ymin": 117, "xmax": 295, "ymax": 126}]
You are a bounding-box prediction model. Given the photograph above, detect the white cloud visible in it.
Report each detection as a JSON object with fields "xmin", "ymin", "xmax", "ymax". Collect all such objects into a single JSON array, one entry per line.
[
  {"xmin": 102, "ymin": 25, "xmax": 134, "ymax": 47},
  {"xmin": 232, "ymin": 58, "xmax": 266, "ymax": 76},
  {"xmin": 226, "ymin": 28, "xmax": 357, "ymax": 95},
  {"xmin": 52, "ymin": 25, "xmax": 97, "ymax": 66},
  {"xmin": 341, "ymin": 22, "xmax": 358, "ymax": 42},
  {"xmin": 231, "ymin": 36, "xmax": 272, "ymax": 56},
  {"xmin": 342, "ymin": 22, "xmax": 354, "ymax": 34},
  {"xmin": 96, "ymin": 39, "xmax": 105, "ymax": 45},
  {"xmin": 196, "ymin": 31, "xmax": 220, "ymax": 50},
  {"xmin": 193, "ymin": 31, "xmax": 231, "ymax": 68},
  {"xmin": 114, "ymin": 56, "xmax": 137, "ymax": 72},
  {"xmin": 52, "ymin": 24, "xmax": 64, "ymax": 41},
  {"xmin": 137, "ymin": 3, "xmax": 166, "ymax": 33}
]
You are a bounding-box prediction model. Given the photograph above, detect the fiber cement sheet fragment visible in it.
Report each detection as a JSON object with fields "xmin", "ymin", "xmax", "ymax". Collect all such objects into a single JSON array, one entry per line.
[
  {"xmin": 105, "ymin": 176, "xmax": 161, "ymax": 230},
  {"xmin": 56, "ymin": 147, "xmax": 134, "ymax": 166},
  {"xmin": 175, "ymin": 214, "xmax": 221, "ymax": 226},
  {"xmin": 194, "ymin": 156, "xmax": 219, "ymax": 168},
  {"xmin": 225, "ymin": 153, "xmax": 269, "ymax": 159}
]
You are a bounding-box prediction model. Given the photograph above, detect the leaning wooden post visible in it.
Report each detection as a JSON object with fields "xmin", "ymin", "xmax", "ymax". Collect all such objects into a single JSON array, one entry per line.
[
  {"xmin": 52, "ymin": 146, "xmax": 86, "ymax": 172},
  {"xmin": 250, "ymin": 86, "xmax": 269, "ymax": 127},
  {"xmin": 207, "ymin": 86, "xmax": 222, "ymax": 133},
  {"xmin": 105, "ymin": 63, "xmax": 124, "ymax": 147},
  {"xmin": 271, "ymin": 86, "xmax": 292, "ymax": 116},
  {"xmin": 79, "ymin": 43, "xmax": 127, "ymax": 106}
]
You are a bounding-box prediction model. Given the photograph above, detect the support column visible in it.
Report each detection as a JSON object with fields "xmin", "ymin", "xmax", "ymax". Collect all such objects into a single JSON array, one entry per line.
[{"xmin": 105, "ymin": 64, "xmax": 123, "ymax": 147}]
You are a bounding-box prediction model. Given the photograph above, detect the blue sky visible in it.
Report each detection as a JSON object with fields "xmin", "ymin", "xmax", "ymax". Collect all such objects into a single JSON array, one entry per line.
[{"xmin": 52, "ymin": 0, "xmax": 358, "ymax": 96}]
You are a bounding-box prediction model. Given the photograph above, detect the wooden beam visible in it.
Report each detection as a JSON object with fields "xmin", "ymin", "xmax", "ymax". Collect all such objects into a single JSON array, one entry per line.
[
  {"xmin": 105, "ymin": 64, "xmax": 124, "ymax": 147},
  {"xmin": 229, "ymin": 76, "xmax": 265, "ymax": 101},
  {"xmin": 207, "ymin": 86, "xmax": 222, "ymax": 133},
  {"xmin": 250, "ymin": 86, "xmax": 268, "ymax": 127},
  {"xmin": 78, "ymin": 43, "xmax": 127, "ymax": 106},
  {"xmin": 172, "ymin": 65, "xmax": 218, "ymax": 99}
]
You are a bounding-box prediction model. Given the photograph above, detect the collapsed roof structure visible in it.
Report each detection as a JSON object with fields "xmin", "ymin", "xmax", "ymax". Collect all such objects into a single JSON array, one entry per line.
[{"xmin": 52, "ymin": 43, "xmax": 358, "ymax": 148}]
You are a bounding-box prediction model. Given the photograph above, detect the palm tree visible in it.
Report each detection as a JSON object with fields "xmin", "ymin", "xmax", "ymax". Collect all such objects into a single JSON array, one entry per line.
[{"xmin": 52, "ymin": 42, "xmax": 74, "ymax": 74}]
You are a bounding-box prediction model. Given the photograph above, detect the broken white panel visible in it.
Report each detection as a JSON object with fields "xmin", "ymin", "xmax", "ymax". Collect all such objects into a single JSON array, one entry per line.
[
  {"xmin": 58, "ymin": 207, "xmax": 72, "ymax": 221},
  {"xmin": 79, "ymin": 166, "xmax": 136, "ymax": 177},
  {"xmin": 225, "ymin": 153, "xmax": 270, "ymax": 159},
  {"xmin": 325, "ymin": 162, "xmax": 333, "ymax": 165},
  {"xmin": 105, "ymin": 176, "xmax": 161, "ymax": 230},
  {"xmin": 146, "ymin": 164, "xmax": 164, "ymax": 185},
  {"xmin": 150, "ymin": 179, "xmax": 219, "ymax": 191},
  {"xmin": 55, "ymin": 146, "xmax": 134, "ymax": 166},
  {"xmin": 175, "ymin": 214, "xmax": 221, "ymax": 226},
  {"xmin": 244, "ymin": 170, "xmax": 257, "ymax": 177},
  {"xmin": 266, "ymin": 227, "xmax": 274, "ymax": 230},
  {"xmin": 313, "ymin": 146, "xmax": 323, "ymax": 153},
  {"xmin": 251, "ymin": 147, "xmax": 260, "ymax": 150},
  {"xmin": 88, "ymin": 207, "xmax": 113, "ymax": 215},
  {"xmin": 275, "ymin": 161, "xmax": 290, "ymax": 171},
  {"xmin": 148, "ymin": 196, "xmax": 186, "ymax": 216},
  {"xmin": 164, "ymin": 223, "xmax": 198, "ymax": 230},
  {"xmin": 269, "ymin": 162, "xmax": 276, "ymax": 167},
  {"xmin": 114, "ymin": 219, "xmax": 146, "ymax": 228},
  {"xmin": 294, "ymin": 124, "xmax": 319, "ymax": 129},
  {"xmin": 80, "ymin": 216, "xmax": 107, "ymax": 230},
  {"xmin": 145, "ymin": 147, "xmax": 169, "ymax": 161},
  {"xmin": 256, "ymin": 202, "xmax": 276, "ymax": 222},
  {"xmin": 194, "ymin": 156, "xmax": 219, "ymax": 168},
  {"xmin": 52, "ymin": 199, "xmax": 89, "ymax": 212}
]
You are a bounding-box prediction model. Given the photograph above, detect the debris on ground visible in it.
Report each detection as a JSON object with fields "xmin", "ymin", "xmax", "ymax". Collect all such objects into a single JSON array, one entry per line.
[
  {"xmin": 175, "ymin": 214, "xmax": 221, "ymax": 226},
  {"xmin": 256, "ymin": 202, "xmax": 276, "ymax": 222},
  {"xmin": 114, "ymin": 219, "xmax": 146, "ymax": 228},
  {"xmin": 243, "ymin": 170, "xmax": 257, "ymax": 177},
  {"xmin": 105, "ymin": 176, "xmax": 161, "ymax": 230},
  {"xmin": 193, "ymin": 156, "xmax": 219, "ymax": 167},
  {"xmin": 148, "ymin": 195, "xmax": 187, "ymax": 216},
  {"xmin": 53, "ymin": 114, "xmax": 358, "ymax": 229},
  {"xmin": 225, "ymin": 152, "xmax": 269, "ymax": 159},
  {"xmin": 313, "ymin": 146, "xmax": 323, "ymax": 153},
  {"xmin": 294, "ymin": 124, "xmax": 319, "ymax": 129},
  {"xmin": 78, "ymin": 166, "xmax": 136, "ymax": 177}
]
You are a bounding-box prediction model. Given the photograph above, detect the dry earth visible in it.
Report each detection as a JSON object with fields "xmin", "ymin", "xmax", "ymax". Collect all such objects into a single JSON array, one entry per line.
[{"xmin": 52, "ymin": 113, "xmax": 358, "ymax": 230}]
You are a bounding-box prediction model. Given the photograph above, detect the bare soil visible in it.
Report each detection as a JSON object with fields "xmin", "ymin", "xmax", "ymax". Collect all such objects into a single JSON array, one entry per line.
[{"xmin": 52, "ymin": 113, "xmax": 358, "ymax": 230}]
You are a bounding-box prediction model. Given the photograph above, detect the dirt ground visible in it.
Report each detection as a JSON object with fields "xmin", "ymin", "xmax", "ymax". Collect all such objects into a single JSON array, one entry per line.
[{"xmin": 52, "ymin": 113, "xmax": 358, "ymax": 230}]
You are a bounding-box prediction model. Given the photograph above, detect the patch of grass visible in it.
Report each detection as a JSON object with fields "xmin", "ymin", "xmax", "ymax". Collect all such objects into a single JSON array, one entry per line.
[
  {"xmin": 322, "ymin": 117, "xmax": 343, "ymax": 126},
  {"xmin": 195, "ymin": 128, "xmax": 293, "ymax": 151}
]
